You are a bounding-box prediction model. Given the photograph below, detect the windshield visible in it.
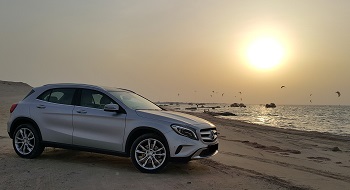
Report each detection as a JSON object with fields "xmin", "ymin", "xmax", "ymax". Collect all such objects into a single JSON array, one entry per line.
[{"xmin": 109, "ymin": 91, "xmax": 161, "ymax": 110}]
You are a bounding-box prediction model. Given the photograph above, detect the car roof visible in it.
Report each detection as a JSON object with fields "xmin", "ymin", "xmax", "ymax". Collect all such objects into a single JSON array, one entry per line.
[{"xmin": 37, "ymin": 83, "xmax": 134, "ymax": 93}]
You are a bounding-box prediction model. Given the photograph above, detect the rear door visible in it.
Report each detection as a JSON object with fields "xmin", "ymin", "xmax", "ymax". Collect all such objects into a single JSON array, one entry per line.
[
  {"xmin": 30, "ymin": 88, "xmax": 76, "ymax": 144},
  {"xmin": 72, "ymin": 89, "xmax": 126, "ymax": 151}
]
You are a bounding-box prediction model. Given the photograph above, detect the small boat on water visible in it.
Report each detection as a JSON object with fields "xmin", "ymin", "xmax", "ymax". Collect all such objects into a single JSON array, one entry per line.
[
  {"xmin": 230, "ymin": 103, "xmax": 246, "ymax": 107},
  {"xmin": 265, "ymin": 103, "xmax": 276, "ymax": 108}
]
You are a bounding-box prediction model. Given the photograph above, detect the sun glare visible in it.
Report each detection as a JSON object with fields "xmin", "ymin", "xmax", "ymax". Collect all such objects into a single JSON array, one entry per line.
[{"xmin": 247, "ymin": 37, "xmax": 285, "ymax": 69}]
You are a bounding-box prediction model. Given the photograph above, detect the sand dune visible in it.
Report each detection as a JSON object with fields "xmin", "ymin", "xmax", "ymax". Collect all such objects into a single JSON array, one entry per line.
[
  {"xmin": 0, "ymin": 80, "xmax": 32, "ymax": 104},
  {"xmin": 1, "ymin": 81, "xmax": 350, "ymax": 189}
]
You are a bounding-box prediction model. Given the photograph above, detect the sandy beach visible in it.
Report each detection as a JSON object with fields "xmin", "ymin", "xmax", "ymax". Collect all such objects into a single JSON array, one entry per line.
[{"xmin": 1, "ymin": 81, "xmax": 350, "ymax": 190}]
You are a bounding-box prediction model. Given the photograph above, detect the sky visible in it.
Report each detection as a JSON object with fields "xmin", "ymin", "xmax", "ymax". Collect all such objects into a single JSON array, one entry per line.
[{"xmin": 1, "ymin": 0, "xmax": 349, "ymax": 105}]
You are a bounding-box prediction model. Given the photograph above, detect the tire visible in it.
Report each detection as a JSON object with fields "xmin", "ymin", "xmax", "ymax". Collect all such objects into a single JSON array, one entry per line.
[
  {"xmin": 131, "ymin": 134, "xmax": 169, "ymax": 173},
  {"xmin": 13, "ymin": 124, "xmax": 44, "ymax": 159}
]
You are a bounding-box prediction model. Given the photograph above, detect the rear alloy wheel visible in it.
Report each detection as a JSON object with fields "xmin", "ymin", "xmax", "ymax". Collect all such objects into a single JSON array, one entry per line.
[
  {"xmin": 131, "ymin": 134, "xmax": 169, "ymax": 173},
  {"xmin": 13, "ymin": 124, "xmax": 44, "ymax": 158}
]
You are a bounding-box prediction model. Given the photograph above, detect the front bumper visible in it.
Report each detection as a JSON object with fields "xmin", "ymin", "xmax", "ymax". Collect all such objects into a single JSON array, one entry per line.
[
  {"xmin": 170, "ymin": 143, "xmax": 218, "ymax": 162},
  {"xmin": 191, "ymin": 143, "xmax": 219, "ymax": 159}
]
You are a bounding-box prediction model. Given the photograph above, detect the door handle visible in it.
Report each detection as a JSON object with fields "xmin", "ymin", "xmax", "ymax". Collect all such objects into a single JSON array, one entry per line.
[
  {"xmin": 76, "ymin": 110, "xmax": 87, "ymax": 114},
  {"xmin": 37, "ymin": 105, "xmax": 46, "ymax": 109}
]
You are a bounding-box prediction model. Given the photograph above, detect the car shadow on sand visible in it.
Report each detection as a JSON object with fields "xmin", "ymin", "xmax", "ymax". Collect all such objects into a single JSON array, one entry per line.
[{"xmin": 37, "ymin": 148, "xmax": 210, "ymax": 175}]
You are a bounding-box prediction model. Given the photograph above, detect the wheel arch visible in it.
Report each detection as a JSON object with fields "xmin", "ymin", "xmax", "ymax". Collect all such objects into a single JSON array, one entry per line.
[
  {"xmin": 125, "ymin": 127, "xmax": 168, "ymax": 156},
  {"xmin": 10, "ymin": 117, "xmax": 42, "ymax": 141}
]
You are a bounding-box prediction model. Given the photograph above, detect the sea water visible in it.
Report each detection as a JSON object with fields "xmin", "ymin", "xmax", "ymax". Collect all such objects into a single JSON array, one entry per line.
[{"xmin": 165, "ymin": 104, "xmax": 350, "ymax": 136}]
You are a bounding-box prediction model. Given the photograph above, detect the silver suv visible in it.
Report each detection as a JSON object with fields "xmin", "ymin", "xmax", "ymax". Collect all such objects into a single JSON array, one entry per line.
[{"xmin": 7, "ymin": 84, "xmax": 218, "ymax": 173}]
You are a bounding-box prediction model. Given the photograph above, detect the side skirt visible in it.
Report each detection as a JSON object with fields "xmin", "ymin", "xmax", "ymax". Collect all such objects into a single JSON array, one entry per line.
[{"xmin": 42, "ymin": 141, "xmax": 129, "ymax": 157}]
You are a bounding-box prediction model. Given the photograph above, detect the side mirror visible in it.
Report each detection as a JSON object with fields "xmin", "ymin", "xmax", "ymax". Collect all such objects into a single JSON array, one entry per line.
[{"xmin": 104, "ymin": 104, "xmax": 119, "ymax": 112}]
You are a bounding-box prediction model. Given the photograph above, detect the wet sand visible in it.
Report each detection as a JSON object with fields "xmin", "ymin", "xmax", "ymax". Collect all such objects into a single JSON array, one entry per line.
[{"xmin": 1, "ymin": 81, "xmax": 349, "ymax": 189}]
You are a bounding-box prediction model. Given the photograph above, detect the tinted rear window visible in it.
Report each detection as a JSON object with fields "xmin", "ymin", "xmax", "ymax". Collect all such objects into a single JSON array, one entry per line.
[{"xmin": 37, "ymin": 88, "xmax": 76, "ymax": 105}]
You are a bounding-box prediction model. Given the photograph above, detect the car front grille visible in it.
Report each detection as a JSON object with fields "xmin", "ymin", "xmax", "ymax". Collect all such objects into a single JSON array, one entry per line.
[{"xmin": 200, "ymin": 128, "xmax": 218, "ymax": 142}]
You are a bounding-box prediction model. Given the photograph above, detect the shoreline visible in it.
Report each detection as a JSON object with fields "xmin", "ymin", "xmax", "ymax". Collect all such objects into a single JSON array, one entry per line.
[
  {"xmin": 166, "ymin": 103, "xmax": 350, "ymax": 138},
  {"xmin": 186, "ymin": 111, "xmax": 350, "ymax": 142}
]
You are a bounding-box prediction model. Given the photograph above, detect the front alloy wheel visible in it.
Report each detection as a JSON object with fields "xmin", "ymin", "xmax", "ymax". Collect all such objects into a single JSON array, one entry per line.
[{"xmin": 131, "ymin": 134, "xmax": 169, "ymax": 173}]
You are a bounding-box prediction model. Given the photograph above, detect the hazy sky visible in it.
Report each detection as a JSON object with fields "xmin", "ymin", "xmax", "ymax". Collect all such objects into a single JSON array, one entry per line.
[{"xmin": 1, "ymin": 0, "xmax": 349, "ymax": 105}]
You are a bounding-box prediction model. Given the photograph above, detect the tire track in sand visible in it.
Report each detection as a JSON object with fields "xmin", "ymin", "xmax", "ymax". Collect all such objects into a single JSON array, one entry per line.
[
  {"xmin": 219, "ymin": 151, "xmax": 350, "ymax": 183},
  {"xmin": 199, "ymin": 159, "xmax": 311, "ymax": 190}
]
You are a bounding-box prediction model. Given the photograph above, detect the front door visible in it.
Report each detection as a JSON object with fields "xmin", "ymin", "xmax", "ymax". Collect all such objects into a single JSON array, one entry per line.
[{"xmin": 72, "ymin": 89, "xmax": 126, "ymax": 151}]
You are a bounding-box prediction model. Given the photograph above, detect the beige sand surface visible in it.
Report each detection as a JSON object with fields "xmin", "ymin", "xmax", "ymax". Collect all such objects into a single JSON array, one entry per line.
[{"xmin": 1, "ymin": 81, "xmax": 349, "ymax": 189}]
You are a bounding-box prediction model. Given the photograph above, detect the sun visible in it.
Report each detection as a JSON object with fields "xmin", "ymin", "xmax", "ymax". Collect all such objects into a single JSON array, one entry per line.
[{"xmin": 246, "ymin": 37, "xmax": 285, "ymax": 69}]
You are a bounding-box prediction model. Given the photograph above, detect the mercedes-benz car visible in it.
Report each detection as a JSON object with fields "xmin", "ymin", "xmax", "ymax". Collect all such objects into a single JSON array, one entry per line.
[{"xmin": 7, "ymin": 83, "xmax": 218, "ymax": 173}]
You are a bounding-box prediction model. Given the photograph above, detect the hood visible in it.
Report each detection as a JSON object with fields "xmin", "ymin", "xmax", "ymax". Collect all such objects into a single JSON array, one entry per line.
[{"xmin": 136, "ymin": 110, "xmax": 215, "ymax": 129}]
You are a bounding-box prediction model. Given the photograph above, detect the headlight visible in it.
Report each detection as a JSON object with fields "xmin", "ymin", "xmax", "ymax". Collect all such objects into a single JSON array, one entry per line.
[{"xmin": 171, "ymin": 124, "xmax": 198, "ymax": 140}]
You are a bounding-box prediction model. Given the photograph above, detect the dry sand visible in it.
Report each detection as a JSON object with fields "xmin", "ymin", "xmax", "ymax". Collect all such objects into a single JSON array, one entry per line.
[{"xmin": 1, "ymin": 81, "xmax": 350, "ymax": 190}]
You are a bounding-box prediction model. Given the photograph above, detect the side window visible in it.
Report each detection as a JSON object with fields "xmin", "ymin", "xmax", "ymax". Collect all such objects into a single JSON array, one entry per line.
[
  {"xmin": 80, "ymin": 89, "xmax": 115, "ymax": 109},
  {"xmin": 37, "ymin": 88, "xmax": 75, "ymax": 105},
  {"xmin": 37, "ymin": 90, "xmax": 52, "ymax": 102}
]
